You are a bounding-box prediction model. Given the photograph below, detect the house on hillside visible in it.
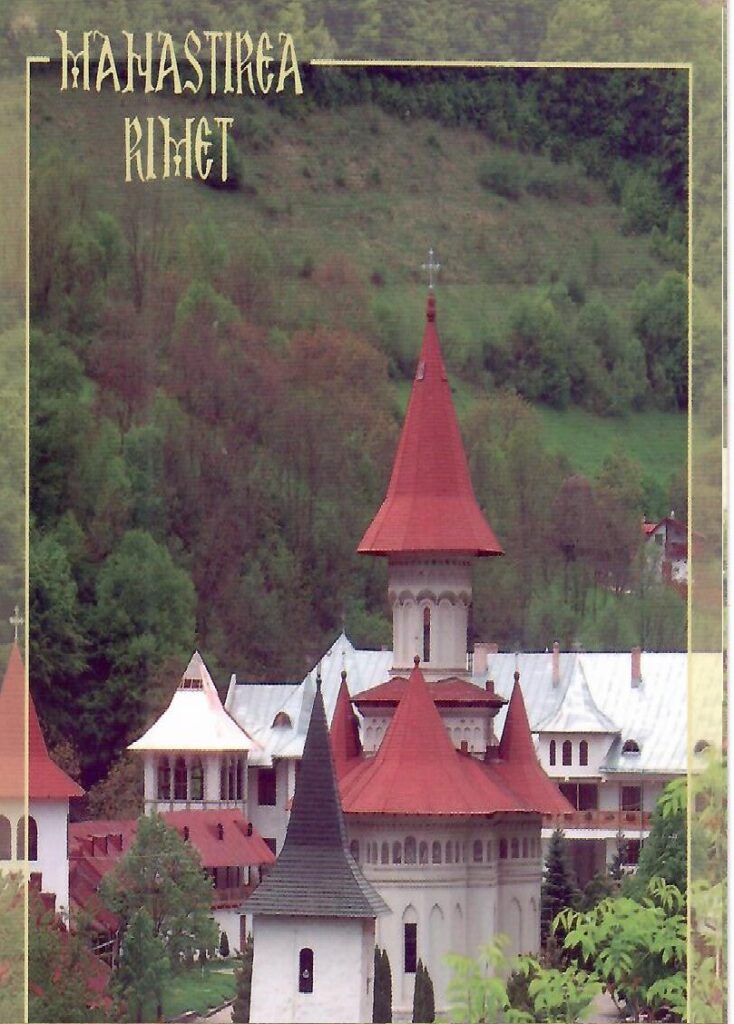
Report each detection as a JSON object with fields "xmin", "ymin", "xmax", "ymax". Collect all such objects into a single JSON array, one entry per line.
[{"xmin": 643, "ymin": 513, "xmax": 691, "ymax": 594}]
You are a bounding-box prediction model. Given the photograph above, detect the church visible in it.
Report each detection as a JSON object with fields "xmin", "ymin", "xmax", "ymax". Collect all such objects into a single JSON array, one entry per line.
[{"xmin": 65, "ymin": 280, "xmax": 687, "ymax": 1021}]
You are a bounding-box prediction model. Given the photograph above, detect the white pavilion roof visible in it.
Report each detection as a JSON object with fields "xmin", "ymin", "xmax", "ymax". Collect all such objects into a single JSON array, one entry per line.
[
  {"xmin": 129, "ymin": 651, "xmax": 257, "ymax": 753},
  {"xmin": 534, "ymin": 656, "xmax": 618, "ymax": 734}
]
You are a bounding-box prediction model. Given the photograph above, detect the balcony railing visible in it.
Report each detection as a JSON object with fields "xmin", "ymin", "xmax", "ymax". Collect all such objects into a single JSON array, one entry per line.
[
  {"xmin": 211, "ymin": 884, "xmax": 256, "ymax": 908},
  {"xmin": 543, "ymin": 809, "xmax": 652, "ymax": 830}
]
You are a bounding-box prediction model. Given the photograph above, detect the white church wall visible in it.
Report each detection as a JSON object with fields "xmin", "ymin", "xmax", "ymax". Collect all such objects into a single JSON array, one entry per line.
[
  {"xmin": 250, "ymin": 915, "xmax": 374, "ymax": 1024},
  {"xmin": 31, "ymin": 799, "xmax": 70, "ymax": 916},
  {"xmin": 247, "ymin": 761, "xmax": 289, "ymax": 854}
]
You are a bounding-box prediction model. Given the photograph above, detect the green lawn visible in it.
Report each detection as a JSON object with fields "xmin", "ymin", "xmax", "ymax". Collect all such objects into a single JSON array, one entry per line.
[
  {"xmin": 535, "ymin": 406, "xmax": 686, "ymax": 485},
  {"xmin": 160, "ymin": 960, "xmax": 236, "ymax": 1019}
]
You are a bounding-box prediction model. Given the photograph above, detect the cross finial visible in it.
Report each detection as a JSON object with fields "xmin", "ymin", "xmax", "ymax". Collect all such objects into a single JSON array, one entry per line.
[
  {"xmin": 421, "ymin": 248, "xmax": 441, "ymax": 290},
  {"xmin": 9, "ymin": 605, "xmax": 23, "ymax": 643}
]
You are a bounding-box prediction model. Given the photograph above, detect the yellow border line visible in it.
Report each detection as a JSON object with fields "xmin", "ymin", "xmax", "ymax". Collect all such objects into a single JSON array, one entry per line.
[
  {"xmin": 311, "ymin": 58, "xmax": 692, "ymax": 69},
  {"xmin": 25, "ymin": 54, "xmax": 49, "ymax": 1024}
]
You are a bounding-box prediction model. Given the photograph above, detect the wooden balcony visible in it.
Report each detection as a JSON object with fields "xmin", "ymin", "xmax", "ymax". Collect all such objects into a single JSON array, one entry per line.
[
  {"xmin": 211, "ymin": 884, "xmax": 257, "ymax": 908},
  {"xmin": 543, "ymin": 809, "xmax": 652, "ymax": 830}
]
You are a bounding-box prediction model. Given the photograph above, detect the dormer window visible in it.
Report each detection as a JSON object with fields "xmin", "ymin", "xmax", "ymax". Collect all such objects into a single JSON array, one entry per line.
[
  {"xmin": 562, "ymin": 740, "xmax": 572, "ymax": 766},
  {"xmin": 180, "ymin": 676, "xmax": 203, "ymax": 690},
  {"xmin": 579, "ymin": 740, "xmax": 588, "ymax": 766},
  {"xmin": 622, "ymin": 739, "xmax": 641, "ymax": 755},
  {"xmin": 272, "ymin": 711, "xmax": 292, "ymax": 728}
]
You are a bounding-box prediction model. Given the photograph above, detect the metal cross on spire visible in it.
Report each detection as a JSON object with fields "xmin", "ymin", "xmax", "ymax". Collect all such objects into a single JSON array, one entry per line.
[
  {"xmin": 421, "ymin": 248, "xmax": 441, "ymax": 289},
  {"xmin": 9, "ymin": 605, "xmax": 23, "ymax": 643}
]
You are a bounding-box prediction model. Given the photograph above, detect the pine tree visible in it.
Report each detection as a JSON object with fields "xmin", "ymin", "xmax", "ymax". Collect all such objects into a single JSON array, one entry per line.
[
  {"xmin": 219, "ymin": 930, "xmax": 230, "ymax": 959},
  {"xmin": 540, "ymin": 828, "xmax": 580, "ymax": 946},
  {"xmin": 373, "ymin": 946, "xmax": 392, "ymax": 1023},
  {"xmin": 412, "ymin": 959, "xmax": 434, "ymax": 1022},
  {"xmin": 232, "ymin": 934, "xmax": 253, "ymax": 1024}
]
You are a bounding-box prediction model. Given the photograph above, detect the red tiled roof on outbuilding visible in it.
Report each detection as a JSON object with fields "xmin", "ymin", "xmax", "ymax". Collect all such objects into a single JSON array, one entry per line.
[{"xmin": 358, "ymin": 293, "xmax": 503, "ymax": 557}]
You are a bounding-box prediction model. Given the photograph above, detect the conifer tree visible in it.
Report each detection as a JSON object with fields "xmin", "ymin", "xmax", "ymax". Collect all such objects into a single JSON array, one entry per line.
[
  {"xmin": 373, "ymin": 946, "xmax": 392, "ymax": 1023},
  {"xmin": 540, "ymin": 828, "xmax": 580, "ymax": 947},
  {"xmin": 232, "ymin": 934, "xmax": 253, "ymax": 1023},
  {"xmin": 219, "ymin": 930, "xmax": 230, "ymax": 958},
  {"xmin": 412, "ymin": 959, "xmax": 435, "ymax": 1022}
]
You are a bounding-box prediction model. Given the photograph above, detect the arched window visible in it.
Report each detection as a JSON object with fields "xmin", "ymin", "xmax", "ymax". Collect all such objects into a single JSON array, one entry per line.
[
  {"xmin": 17, "ymin": 816, "xmax": 37, "ymax": 861},
  {"xmin": 404, "ymin": 836, "xmax": 416, "ymax": 864},
  {"xmin": 579, "ymin": 740, "xmax": 588, "ymax": 766},
  {"xmin": 456, "ymin": 841, "xmax": 462, "ymax": 863},
  {"xmin": 190, "ymin": 758, "xmax": 203, "ymax": 801},
  {"xmin": 487, "ymin": 840, "xmax": 493, "ymax": 861},
  {"xmin": 350, "ymin": 839, "xmax": 360, "ymax": 862},
  {"xmin": 0, "ymin": 816, "xmax": 10, "ymax": 859},
  {"xmin": 622, "ymin": 739, "xmax": 641, "ymax": 755},
  {"xmin": 392, "ymin": 841, "xmax": 402, "ymax": 865},
  {"xmin": 431, "ymin": 841, "xmax": 442, "ymax": 864},
  {"xmin": 511, "ymin": 837, "xmax": 519, "ymax": 859},
  {"xmin": 157, "ymin": 757, "xmax": 171, "ymax": 800},
  {"xmin": 549, "ymin": 740, "xmax": 556, "ymax": 766},
  {"xmin": 381, "ymin": 842, "xmax": 389, "ymax": 864},
  {"xmin": 562, "ymin": 740, "xmax": 572, "ymax": 766},
  {"xmin": 220, "ymin": 762, "xmax": 227, "ymax": 800},
  {"xmin": 236, "ymin": 758, "xmax": 244, "ymax": 800},
  {"xmin": 499, "ymin": 838, "xmax": 508, "ymax": 859},
  {"xmin": 174, "ymin": 756, "xmax": 187, "ymax": 800},
  {"xmin": 473, "ymin": 840, "xmax": 483, "ymax": 862},
  {"xmin": 228, "ymin": 758, "xmax": 236, "ymax": 800},
  {"xmin": 298, "ymin": 948, "xmax": 313, "ymax": 993},
  {"xmin": 522, "ymin": 837, "xmax": 528, "ymax": 858},
  {"xmin": 423, "ymin": 606, "xmax": 431, "ymax": 664},
  {"xmin": 445, "ymin": 841, "xmax": 453, "ymax": 864},
  {"xmin": 371, "ymin": 842, "xmax": 378, "ymax": 863},
  {"xmin": 419, "ymin": 841, "xmax": 428, "ymax": 865}
]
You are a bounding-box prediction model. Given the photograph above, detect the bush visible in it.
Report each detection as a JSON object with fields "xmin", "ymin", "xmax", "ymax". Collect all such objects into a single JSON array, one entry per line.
[
  {"xmin": 526, "ymin": 160, "xmax": 568, "ymax": 200},
  {"xmin": 621, "ymin": 169, "xmax": 668, "ymax": 234},
  {"xmin": 477, "ymin": 152, "xmax": 525, "ymax": 199},
  {"xmin": 232, "ymin": 935, "xmax": 253, "ymax": 1023},
  {"xmin": 219, "ymin": 931, "xmax": 230, "ymax": 958}
]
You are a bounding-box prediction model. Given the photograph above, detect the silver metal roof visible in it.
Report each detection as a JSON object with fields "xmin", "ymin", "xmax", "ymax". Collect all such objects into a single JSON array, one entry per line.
[{"xmin": 224, "ymin": 639, "xmax": 687, "ymax": 776}]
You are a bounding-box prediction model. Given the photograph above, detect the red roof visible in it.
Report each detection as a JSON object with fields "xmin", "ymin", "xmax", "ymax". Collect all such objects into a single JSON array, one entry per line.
[
  {"xmin": 492, "ymin": 678, "xmax": 572, "ymax": 815},
  {"xmin": 358, "ymin": 293, "xmax": 503, "ymax": 556},
  {"xmin": 70, "ymin": 810, "xmax": 275, "ymax": 870},
  {"xmin": 330, "ymin": 672, "xmax": 362, "ymax": 778},
  {"xmin": 339, "ymin": 661, "xmax": 524, "ymax": 815},
  {"xmin": 353, "ymin": 674, "xmax": 506, "ymax": 709},
  {"xmin": 0, "ymin": 644, "xmax": 83, "ymax": 800}
]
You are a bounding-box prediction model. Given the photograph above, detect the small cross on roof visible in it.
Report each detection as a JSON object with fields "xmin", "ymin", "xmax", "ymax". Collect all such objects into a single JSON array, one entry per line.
[
  {"xmin": 9, "ymin": 605, "xmax": 23, "ymax": 643},
  {"xmin": 421, "ymin": 248, "xmax": 440, "ymax": 289}
]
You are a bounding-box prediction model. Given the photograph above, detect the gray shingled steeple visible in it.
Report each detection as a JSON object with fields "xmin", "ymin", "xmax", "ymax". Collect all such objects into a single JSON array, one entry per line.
[{"xmin": 244, "ymin": 678, "xmax": 387, "ymax": 918}]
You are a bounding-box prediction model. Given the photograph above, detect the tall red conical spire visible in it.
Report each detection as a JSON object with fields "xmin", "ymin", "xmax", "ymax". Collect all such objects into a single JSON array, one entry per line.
[
  {"xmin": 358, "ymin": 293, "xmax": 503, "ymax": 556},
  {"xmin": 330, "ymin": 670, "xmax": 362, "ymax": 779},
  {"xmin": 493, "ymin": 675, "xmax": 572, "ymax": 815}
]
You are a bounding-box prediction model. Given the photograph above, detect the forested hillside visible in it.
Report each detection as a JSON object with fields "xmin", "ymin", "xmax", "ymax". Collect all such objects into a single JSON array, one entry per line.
[{"xmin": 28, "ymin": 65, "xmax": 687, "ymax": 790}]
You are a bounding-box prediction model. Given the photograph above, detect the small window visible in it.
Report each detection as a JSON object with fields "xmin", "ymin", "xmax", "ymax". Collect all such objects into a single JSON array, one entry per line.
[
  {"xmin": 622, "ymin": 739, "xmax": 641, "ymax": 755},
  {"xmin": 511, "ymin": 837, "xmax": 519, "ymax": 859},
  {"xmin": 381, "ymin": 842, "xmax": 389, "ymax": 864},
  {"xmin": 174, "ymin": 756, "xmax": 188, "ymax": 800},
  {"xmin": 157, "ymin": 757, "xmax": 171, "ymax": 800},
  {"xmin": 579, "ymin": 740, "xmax": 588, "ymax": 766},
  {"xmin": 404, "ymin": 923, "xmax": 417, "ymax": 974},
  {"xmin": 17, "ymin": 817, "xmax": 37, "ymax": 861},
  {"xmin": 350, "ymin": 839, "xmax": 359, "ymax": 862},
  {"xmin": 522, "ymin": 837, "xmax": 528, "ymax": 858},
  {"xmin": 272, "ymin": 711, "xmax": 292, "ymax": 727},
  {"xmin": 423, "ymin": 607, "xmax": 431, "ymax": 664},
  {"xmin": 419, "ymin": 841, "xmax": 428, "ymax": 865},
  {"xmin": 486, "ymin": 840, "xmax": 493, "ymax": 861},
  {"xmin": 499, "ymin": 838, "xmax": 508, "ymax": 859},
  {"xmin": 371, "ymin": 842, "xmax": 378, "ymax": 863},
  {"xmin": 431, "ymin": 841, "xmax": 442, "ymax": 864},
  {"xmin": 473, "ymin": 840, "xmax": 483, "ymax": 863},
  {"xmin": 549, "ymin": 740, "xmax": 556, "ymax": 766},
  {"xmin": 562, "ymin": 740, "xmax": 572, "ymax": 766},
  {"xmin": 392, "ymin": 841, "xmax": 402, "ymax": 865},
  {"xmin": 445, "ymin": 841, "xmax": 453, "ymax": 864},
  {"xmin": 258, "ymin": 768, "xmax": 277, "ymax": 806},
  {"xmin": 236, "ymin": 759, "xmax": 244, "ymax": 800},
  {"xmin": 0, "ymin": 816, "xmax": 10, "ymax": 860},
  {"xmin": 621, "ymin": 786, "xmax": 642, "ymax": 812},
  {"xmin": 299, "ymin": 947, "xmax": 314, "ymax": 993},
  {"xmin": 405, "ymin": 836, "xmax": 416, "ymax": 864},
  {"xmin": 190, "ymin": 758, "xmax": 204, "ymax": 801}
]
